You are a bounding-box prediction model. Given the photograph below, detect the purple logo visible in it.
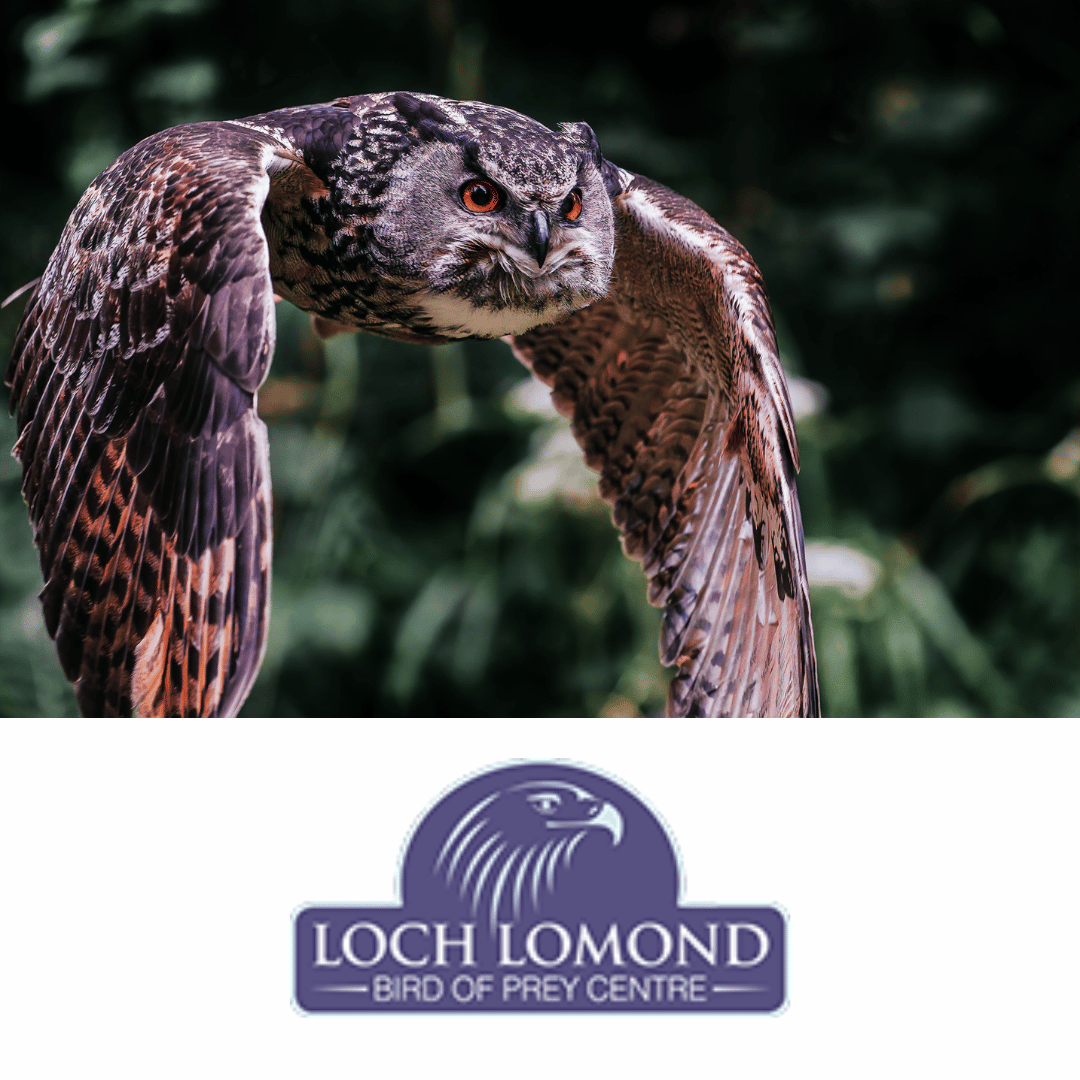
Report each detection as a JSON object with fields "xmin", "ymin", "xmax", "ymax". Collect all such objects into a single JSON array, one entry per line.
[{"xmin": 294, "ymin": 762, "xmax": 785, "ymax": 1012}]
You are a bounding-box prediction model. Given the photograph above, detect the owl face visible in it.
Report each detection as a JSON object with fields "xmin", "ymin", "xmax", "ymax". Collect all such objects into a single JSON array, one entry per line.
[{"xmin": 373, "ymin": 103, "xmax": 615, "ymax": 339}]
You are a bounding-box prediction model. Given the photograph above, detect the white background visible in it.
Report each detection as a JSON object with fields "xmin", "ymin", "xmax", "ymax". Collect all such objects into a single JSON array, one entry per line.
[{"xmin": 1, "ymin": 718, "xmax": 1076, "ymax": 1078}]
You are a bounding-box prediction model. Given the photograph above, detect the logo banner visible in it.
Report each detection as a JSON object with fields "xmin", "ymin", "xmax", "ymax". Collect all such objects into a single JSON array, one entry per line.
[{"xmin": 294, "ymin": 761, "xmax": 785, "ymax": 1013}]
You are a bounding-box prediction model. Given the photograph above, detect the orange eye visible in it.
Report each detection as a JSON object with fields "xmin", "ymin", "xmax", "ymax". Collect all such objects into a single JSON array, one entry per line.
[
  {"xmin": 461, "ymin": 179, "xmax": 501, "ymax": 213},
  {"xmin": 560, "ymin": 189, "xmax": 582, "ymax": 221}
]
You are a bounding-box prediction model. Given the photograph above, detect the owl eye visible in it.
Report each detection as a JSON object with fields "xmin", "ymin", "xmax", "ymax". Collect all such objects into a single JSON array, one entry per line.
[
  {"xmin": 460, "ymin": 179, "xmax": 501, "ymax": 213},
  {"xmin": 560, "ymin": 189, "xmax": 583, "ymax": 221}
]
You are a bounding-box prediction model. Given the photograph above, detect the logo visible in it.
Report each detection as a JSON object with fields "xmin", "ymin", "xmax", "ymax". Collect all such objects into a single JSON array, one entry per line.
[{"xmin": 294, "ymin": 762, "xmax": 786, "ymax": 1012}]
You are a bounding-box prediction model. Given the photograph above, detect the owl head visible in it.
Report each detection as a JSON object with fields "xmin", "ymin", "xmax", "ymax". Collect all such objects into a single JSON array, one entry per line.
[{"xmin": 369, "ymin": 92, "xmax": 616, "ymax": 338}]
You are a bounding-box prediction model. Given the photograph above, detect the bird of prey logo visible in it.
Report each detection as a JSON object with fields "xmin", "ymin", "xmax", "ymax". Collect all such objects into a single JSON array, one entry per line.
[
  {"xmin": 5, "ymin": 91, "xmax": 819, "ymax": 717},
  {"xmin": 402, "ymin": 760, "xmax": 679, "ymax": 926},
  {"xmin": 433, "ymin": 779, "xmax": 624, "ymax": 933},
  {"xmin": 293, "ymin": 760, "xmax": 788, "ymax": 1013}
]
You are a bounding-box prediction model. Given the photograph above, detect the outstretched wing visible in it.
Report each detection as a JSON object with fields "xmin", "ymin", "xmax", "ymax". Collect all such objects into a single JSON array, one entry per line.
[
  {"xmin": 6, "ymin": 121, "xmax": 285, "ymax": 717},
  {"xmin": 511, "ymin": 169, "xmax": 819, "ymax": 717}
]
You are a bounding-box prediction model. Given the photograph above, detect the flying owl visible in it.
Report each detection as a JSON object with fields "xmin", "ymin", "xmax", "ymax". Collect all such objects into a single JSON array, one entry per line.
[
  {"xmin": 5, "ymin": 91, "xmax": 819, "ymax": 718},
  {"xmin": 432, "ymin": 779, "xmax": 624, "ymax": 933}
]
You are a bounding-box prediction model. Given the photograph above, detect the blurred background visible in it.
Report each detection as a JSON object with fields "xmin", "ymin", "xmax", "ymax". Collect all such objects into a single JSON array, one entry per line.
[{"xmin": 0, "ymin": 0, "xmax": 1077, "ymax": 717}]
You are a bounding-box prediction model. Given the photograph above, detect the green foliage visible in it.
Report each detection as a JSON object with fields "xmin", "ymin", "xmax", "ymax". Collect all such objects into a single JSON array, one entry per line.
[{"xmin": 1, "ymin": 0, "xmax": 1077, "ymax": 716}]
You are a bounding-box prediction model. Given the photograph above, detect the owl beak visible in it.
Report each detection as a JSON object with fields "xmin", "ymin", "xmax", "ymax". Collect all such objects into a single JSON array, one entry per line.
[{"xmin": 527, "ymin": 209, "xmax": 551, "ymax": 268}]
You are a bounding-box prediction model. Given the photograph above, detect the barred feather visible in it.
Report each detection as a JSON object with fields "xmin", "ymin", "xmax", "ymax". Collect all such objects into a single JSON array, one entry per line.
[
  {"xmin": 6, "ymin": 123, "xmax": 280, "ymax": 716},
  {"xmin": 512, "ymin": 173, "xmax": 818, "ymax": 717}
]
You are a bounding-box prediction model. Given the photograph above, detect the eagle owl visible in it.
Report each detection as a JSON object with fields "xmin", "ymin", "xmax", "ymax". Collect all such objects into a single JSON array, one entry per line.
[{"xmin": 5, "ymin": 91, "xmax": 819, "ymax": 718}]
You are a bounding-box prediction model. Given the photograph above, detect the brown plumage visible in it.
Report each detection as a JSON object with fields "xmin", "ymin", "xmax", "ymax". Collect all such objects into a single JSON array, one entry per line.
[
  {"xmin": 6, "ymin": 92, "xmax": 818, "ymax": 718},
  {"xmin": 7, "ymin": 122, "xmax": 275, "ymax": 718},
  {"xmin": 513, "ymin": 172, "xmax": 818, "ymax": 716}
]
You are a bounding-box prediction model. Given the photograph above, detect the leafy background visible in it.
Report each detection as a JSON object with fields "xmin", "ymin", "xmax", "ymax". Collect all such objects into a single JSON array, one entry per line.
[{"xmin": 1, "ymin": 0, "xmax": 1077, "ymax": 717}]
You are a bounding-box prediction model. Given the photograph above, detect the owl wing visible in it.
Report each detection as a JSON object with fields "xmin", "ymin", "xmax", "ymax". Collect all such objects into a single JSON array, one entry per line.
[
  {"xmin": 511, "ymin": 169, "xmax": 819, "ymax": 717},
  {"xmin": 6, "ymin": 121, "xmax": 287, "ymax": 717}
]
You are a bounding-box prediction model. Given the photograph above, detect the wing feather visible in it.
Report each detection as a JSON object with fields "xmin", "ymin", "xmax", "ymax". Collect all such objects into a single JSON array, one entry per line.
[
  {"xmin": 6, "ymin": 122, "xmax": 284, "ymax": 716},
  {"xmin": 512, "ymin": 171, "xmax": 819, "ymax": 717}
]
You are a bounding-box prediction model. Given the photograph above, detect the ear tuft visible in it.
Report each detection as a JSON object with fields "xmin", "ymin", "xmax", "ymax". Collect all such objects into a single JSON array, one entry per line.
[
  {"xmin": 392, "ymin": 92, "xmax": 454, "ymax": 140},
  {"xmin": 559, "ymin": 121, "xmax": 603, "ymax": 167}
]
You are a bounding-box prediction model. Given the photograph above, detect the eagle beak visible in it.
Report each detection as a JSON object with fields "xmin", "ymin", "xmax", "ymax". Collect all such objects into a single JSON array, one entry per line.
[
  {"xmin": 527, "ymin": 209, "xmax": 551, "ymax": 268},
  {"xmin": 544, "ymin": 799, "xmax": 624, "ymax": 845},
  {"xmin": 591, "ymin": 802, "xmax": 623, "ymax": 846}
]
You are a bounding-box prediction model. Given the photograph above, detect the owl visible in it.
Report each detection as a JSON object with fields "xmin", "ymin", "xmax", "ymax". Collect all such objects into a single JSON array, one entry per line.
[{"xmin": 5, "ymin": 91, "xmax": 819, "ymax": 718}]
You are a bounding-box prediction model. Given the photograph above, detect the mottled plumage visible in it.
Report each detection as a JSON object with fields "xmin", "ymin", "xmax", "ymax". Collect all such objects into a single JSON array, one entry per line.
[{"xmin": 6, "ymin": 91, "xmax": 818, "ymax": 717}]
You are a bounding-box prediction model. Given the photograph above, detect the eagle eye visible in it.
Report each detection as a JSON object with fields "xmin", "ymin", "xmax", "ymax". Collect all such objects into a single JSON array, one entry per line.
[
  {"xmin": 527, "ymin": 792, "xmax": 562, "ymax": 815},
  {"xmin": 560, "ymin": 189, "xmax": 582, "ymax": 221}
]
